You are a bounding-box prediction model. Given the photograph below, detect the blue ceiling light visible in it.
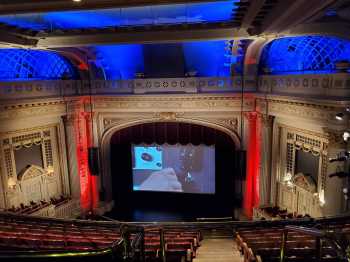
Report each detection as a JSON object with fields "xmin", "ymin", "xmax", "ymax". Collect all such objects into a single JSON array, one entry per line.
[
  {"xmin": 94, "ymin": 45, "xmax": 144, "ymax": 80},
  {"xmin": 0, "ymin": 49, "xmax": 76, "ymax": 81},
  {"xmin": 259, "ymin": 36, "xmax": 350, "ymax": 75},
  {"xmin": 183, "ymin": 41, "xmax": 233, "ymax": 77},
  {"xmin": 93, "ymin": 40, "xmax": 235, "ymax": 79},
  {"xmin": 0, "ymin": 1, "xmax": 239, "ymax": 31}
]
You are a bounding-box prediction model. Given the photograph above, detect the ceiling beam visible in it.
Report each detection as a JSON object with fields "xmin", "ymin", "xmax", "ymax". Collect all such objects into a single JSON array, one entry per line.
[
  {"xmin": 0, "ymin": 30, "xmax": 37, "ymax": 47},
  {"xmin": 35, "ymin": 26, "xmax": 248, "ymax": 48},
  {"xmin": 0, "ymin": 0, "xmax": 222, "ymax": 15},
  {"xmin": 241, "ymin": 0, "xmax": 266, "ymax": 29},
  {"xmin": 258, "ymin": 0, "xmax": 338, "ymax": 34}
]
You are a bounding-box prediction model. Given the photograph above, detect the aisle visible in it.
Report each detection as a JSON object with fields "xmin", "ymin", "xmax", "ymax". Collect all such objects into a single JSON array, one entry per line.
[{"xmin": 194, "ymin": 238, "xmax": 243, "ymax": 262}]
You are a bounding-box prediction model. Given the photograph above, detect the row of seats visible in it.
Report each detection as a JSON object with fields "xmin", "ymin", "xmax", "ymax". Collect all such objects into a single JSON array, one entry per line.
[
  {"xmin": 235, "ymin": 225, "xmax": 343, "ymax": 262},
  {"xmin": 143, "ymin": 229, "xmax": 202, "ymax": 261},
  {"xmin": 258, "ymin": 206, "xmax": 311, "ymax": 220},
  {"xmin": 5, "ymin": 195, "xmax": 71, "ymax": 215},
  {"xmin": 0, "ymin": 214, "xmax": 202, "ymax": 262}
]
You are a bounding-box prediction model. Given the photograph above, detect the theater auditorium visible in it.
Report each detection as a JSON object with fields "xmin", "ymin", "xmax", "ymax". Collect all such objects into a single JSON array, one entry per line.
[{"xmin": 0, "ymin": 0, "xmax": 350, "ymax": 261}]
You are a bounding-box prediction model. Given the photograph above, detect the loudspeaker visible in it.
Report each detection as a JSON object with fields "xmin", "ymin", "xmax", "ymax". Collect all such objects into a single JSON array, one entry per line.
[
  {"xmin": 235, "ymin": 150, "xmax": 246, "ymax": 179},
  {"xmin": 88, "ymin": 147, "xmax": 99, "ymax": 176}
]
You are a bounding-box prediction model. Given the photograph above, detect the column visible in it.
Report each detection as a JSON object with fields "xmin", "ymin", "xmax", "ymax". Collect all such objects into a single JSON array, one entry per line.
[
  {"xmin": 58, "ymin": 117, "xmax": 71, "ymax": 196},
  {"xmin": 258, "ymin": 114, "xmax": 274, "ymax": 206},
  {"xmin": 84, "ymin": 112, "xmax": 99, "ymax": 212},
  {"xmin": 270, "ymin": 123, "xmax": 281, "ymax": 205},
  {"xmin": 0, "ymin": 157, "xmax": 6, "ymax": 209},
  {"xmin": 243, "ymin": 112, "xmax": 261, "ymax": 218},
  {"xmin": 62, "ymin": 115, "xmax": 81, "ymax": 202}
]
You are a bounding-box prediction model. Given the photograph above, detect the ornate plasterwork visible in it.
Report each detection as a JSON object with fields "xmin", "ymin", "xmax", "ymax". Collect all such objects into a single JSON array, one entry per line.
[
  {"xmin": 0, "ymin": 100, "xmax": 66, "ymax": 120},
  {"xmin": 102, "ymin": 112, "xmax": 239, "ymax": 136},
  {"xmin": 155, "ymin": 112, "xmax": 186, "ymax": 121},
  {"xmin": 256, "ymin": 97, "xmax": 342, "ymax": 122},
  {"xmin": 93, "ymin": 95, "xmax": 255, "ymax": 112},
  {"xmin": 279, "ymin": 124, "xmax": 328, "ymax": 193},
  {"xmin": 322, "ymin": 127, "xmax": 347, "ymax": 148},
  {"xmin": 258, "ymin": 114, "xmax": 274, "ymax": 127}
]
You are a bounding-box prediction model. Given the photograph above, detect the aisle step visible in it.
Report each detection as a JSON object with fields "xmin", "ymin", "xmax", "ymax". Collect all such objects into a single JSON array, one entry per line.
[{"xmin": 194, "ymin": 238, "xmax": 243, "ymax": 262}]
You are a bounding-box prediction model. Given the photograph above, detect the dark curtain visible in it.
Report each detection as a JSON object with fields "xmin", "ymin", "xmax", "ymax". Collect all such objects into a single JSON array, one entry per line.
[{"xmin": 110, "ymin": 122, "xmax": 236, "ymax": 148}]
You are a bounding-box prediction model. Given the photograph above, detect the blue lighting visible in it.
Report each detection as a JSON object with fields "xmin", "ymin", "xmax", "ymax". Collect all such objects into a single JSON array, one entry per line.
[
  {"xmin": 93, "ymin": 40, "xmax": 234, "ymax": 79},
  {"xmin": 183, "ymin": 41, "xmax": 232, "ymax": 77},
  {"xmin": 94, "ymin": 45, "xmax": 144, "ymax": 80},
  {"xmin": 0, "ymin": 1, "xmax": 239, "ymax": 31},
  {"xmin": 260, "ymin": 36, "xmax": 350, "ymax": 75},
  {"xmin": 0, "ymin": 49, "xmax": 76, "ymax": 81}
]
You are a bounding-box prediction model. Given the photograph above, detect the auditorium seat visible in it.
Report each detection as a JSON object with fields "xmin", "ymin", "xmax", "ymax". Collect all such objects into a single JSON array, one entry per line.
[{"xmin": 235, "ymin": 224, "xmax": 343, "ymax": 262}]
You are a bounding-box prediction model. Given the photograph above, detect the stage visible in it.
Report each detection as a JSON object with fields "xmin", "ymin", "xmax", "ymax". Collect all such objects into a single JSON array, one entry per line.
[{"xmin": 106, "ymin": 206, "xmax": 235, "ymax": 222}]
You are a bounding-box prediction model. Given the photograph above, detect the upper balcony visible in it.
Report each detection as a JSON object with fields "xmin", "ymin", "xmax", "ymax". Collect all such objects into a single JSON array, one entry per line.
[{"xmin": 0, "ymin": 73, "xmax": 349, "ymax": 102}]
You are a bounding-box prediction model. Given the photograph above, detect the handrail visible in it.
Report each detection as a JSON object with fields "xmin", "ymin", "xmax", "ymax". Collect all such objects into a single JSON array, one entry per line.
[
  {"xmin": 2, "ymin": 211, "xmax": 350, "ymax": 229},
  {"xmin": 284, "ymin": 225, "xmax": 325, "ymax": 237},
  {"xmin": 159, "ymin": 228, "xmax": 166, "ymax": 262},
  {"xmin": 0, "ymin": 240, "xmax": 122, "ymax": 259},
  {"xmin": 280, "ymin": 225, "xmax": 348, "ymax": 262}
]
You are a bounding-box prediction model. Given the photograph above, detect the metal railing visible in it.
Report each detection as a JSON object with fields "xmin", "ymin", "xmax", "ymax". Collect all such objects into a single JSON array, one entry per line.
[
  {"xmin": 0, "ymin": 241, "xmax": 122, "ymax": 259},
  {"xmin": 279, "ymin": 225, "xmax": 348, "ymax": 262},
  {"xmin": 1, "ymin": 211, "xmax": 350, "ymax": 261}
]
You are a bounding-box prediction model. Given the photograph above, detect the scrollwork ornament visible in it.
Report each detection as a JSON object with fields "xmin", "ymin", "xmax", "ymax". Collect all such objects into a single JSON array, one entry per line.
[{"xmin": 322, "ymin": 127, "xmax": 347, "ymax": 148}]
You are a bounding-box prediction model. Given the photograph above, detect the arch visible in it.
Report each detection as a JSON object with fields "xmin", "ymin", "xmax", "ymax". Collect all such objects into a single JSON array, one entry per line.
[
  {"xmin": 0, "ymin": 49, "xmax": 77, "ymax": 80},
  {"xmin": 259, "ymin": 35, "xmax": 350, "ymax": 75},
  {"xmin": 98, "ymin": 118, "xmax": 241, "ymax": 202}
]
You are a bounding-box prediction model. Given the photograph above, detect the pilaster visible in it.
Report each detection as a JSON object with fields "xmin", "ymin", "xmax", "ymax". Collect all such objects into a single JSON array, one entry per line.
[
  {"xmin": 62, "ymin": 115, "xmax": 80, "ymax": 201},
  {"xmin": 258, "ymin": 114, "xmax": 275, "ymax": 206}
]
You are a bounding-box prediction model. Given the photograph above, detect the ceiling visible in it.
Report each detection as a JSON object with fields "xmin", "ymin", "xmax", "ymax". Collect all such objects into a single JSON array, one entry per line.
[{"xmin": 0, "ymin": 0, "xmax": 349, "ymax": 48}]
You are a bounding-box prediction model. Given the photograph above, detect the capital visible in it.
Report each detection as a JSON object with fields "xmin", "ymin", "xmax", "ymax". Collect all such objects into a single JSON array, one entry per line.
[{"xmin": 258, "ymin": 114, "xmax": 274, "ymax": 127}]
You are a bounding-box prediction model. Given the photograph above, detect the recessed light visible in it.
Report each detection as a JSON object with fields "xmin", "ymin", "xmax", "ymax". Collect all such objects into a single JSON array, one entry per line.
[{"xmin": 73, "ymin": 0, "xmax": 81, "ymax": 2}]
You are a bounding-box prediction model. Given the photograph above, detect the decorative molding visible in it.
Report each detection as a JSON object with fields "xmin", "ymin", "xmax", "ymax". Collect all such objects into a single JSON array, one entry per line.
[
  {"xmin": 0, "ymin": 102, "xmax": 66, "ymax": 120},
  {"xmin": 276, "ymin": 123, "xmax": 329, "ymax": 141},
  {"xmin": 258, "ymin": 114, "xmax": 274, "ymax": 127},
  {"xmin": 256, "ymin": 96, "xmax": 344, "ymax": 122},
  {"xmin": 94, "ymin": 95, "xmax": 255, "ymax": 112},
  {"xmin": 258, "ymin": 73, "xmax": 350, "ymax": 99},
  {"xmin": 278, "ymin": 124, "xmax": 328, "ymax": 194},
  {"xmin": 155, "ymin": 112, "xmax": 185, "ymax": 121},
  {"xmin": 0, "ymin": 124, "xmax": 58, "ymax": 137},
  {"xmin": 322, "ymin": 127, "xmax": 347, "ymax": 148},
  {"xmin": 244, "ymin": 112, "xmax": 258, "ymax": 121}
]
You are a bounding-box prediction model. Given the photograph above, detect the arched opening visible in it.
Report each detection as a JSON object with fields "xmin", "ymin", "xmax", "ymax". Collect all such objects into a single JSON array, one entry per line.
[{"xmin": 106, "ymin": 122, "xmax": 244, "ymax": 221}]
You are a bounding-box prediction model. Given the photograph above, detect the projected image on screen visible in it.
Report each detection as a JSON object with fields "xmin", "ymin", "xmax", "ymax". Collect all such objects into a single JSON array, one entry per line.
[{"xmin": 132, "ymin": 144, "xmax": 215, "ymax": 194}]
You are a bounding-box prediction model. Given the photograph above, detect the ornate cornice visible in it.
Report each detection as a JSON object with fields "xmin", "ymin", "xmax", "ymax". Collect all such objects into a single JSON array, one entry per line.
[
  {"xmin": 102, "ymin": 111, "xmax": 240, "ymax": 134},
  {"xmin": 93, "ymin": 95, "xmax": 255, "ymax": 112},
  {"xmin": 278, "ymin": 123, "xmax": 328, "ymax": 142},
  {"xmin": 0, "ymin": 102, "xmax": 66, "ymax": 120},
  {"xmin": 267, "ymin": 99, "xmax": 339, "ymax": 122},
  {"xmin": 0, "ymin": 124, "xmax": 57, "ymax": 138}
]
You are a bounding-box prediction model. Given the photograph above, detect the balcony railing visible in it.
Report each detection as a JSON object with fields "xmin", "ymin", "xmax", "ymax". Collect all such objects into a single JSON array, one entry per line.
[
  {"xmin": 258, "ymin": 73, "xmax": 350, "ymax": 99},
  {"xmin": 1, "ymin": 73, "xmax": 349, "ymax": 101},
  {"xmin": 0, "ymin": 76, "xmax": 256, "ymax": 101}
]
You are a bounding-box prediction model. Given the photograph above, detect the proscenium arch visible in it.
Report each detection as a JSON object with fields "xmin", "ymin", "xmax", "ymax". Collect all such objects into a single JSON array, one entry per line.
[{"xmin": 99, "ymin": 118, "xmax": 242, "ymax": 203}]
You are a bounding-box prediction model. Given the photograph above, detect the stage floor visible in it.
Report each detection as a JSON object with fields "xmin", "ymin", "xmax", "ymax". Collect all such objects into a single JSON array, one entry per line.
[{"xmin": 106, "ymin": 206, "xmax": 234, "ymax": 222}]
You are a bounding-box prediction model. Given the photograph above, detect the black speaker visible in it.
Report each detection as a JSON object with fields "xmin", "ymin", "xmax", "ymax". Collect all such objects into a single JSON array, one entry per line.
[
  {"xmin": 88, "ymin": 147, "xmax": 99, "ymax": 176},
  {"xmin": 235, "ymin": 150, "xmax": 246, "ymax": 179}
]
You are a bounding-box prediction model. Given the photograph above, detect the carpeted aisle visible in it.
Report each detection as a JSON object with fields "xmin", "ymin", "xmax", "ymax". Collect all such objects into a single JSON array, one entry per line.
[{"xmin": 194, "ymin": 238, "xmax": 243, "ymax": 262}]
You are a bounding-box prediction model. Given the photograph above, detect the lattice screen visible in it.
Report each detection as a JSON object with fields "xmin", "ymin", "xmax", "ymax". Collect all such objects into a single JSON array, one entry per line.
[
  {"xmin": 260, "ymin": 36, "xmax": 350, "ymax": 74},
  {"xmin": 0, "ymin": 49, "xmax": 76, "ymax": 80}
]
